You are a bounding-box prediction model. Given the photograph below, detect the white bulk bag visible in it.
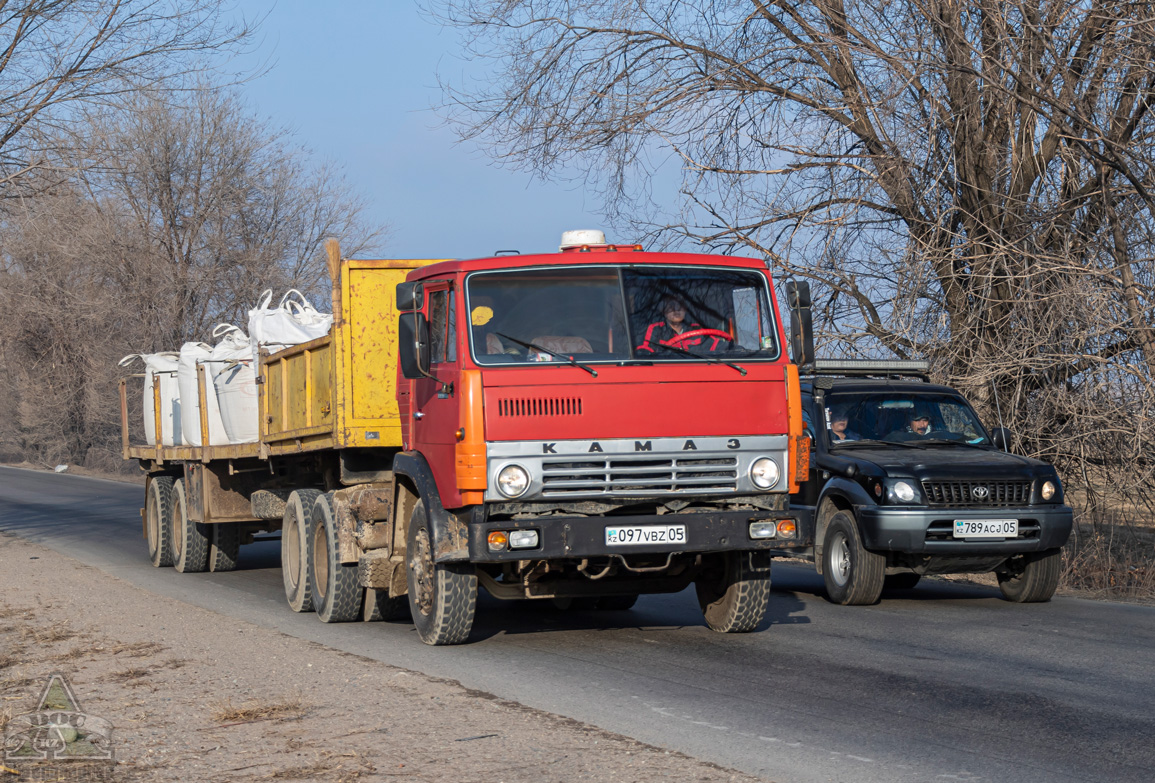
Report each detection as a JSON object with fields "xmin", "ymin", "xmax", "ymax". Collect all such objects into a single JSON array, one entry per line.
[
  {"xmin": 178, "ymin": 342, "xmax": 230, "ymax": 446},
  {"xmin": 247, "ymin": 289, "xmax": 333, "ymax": 357},
  {"xmin": 210, "ymin": 324, "xmax": 260, "ymax": 444},
  {"xmin": 119, "ymin": 352, "xmax": 182, "ymax": 446}
]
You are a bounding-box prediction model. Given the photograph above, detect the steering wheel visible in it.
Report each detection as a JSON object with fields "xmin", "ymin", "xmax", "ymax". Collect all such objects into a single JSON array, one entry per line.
[{"xmin": 664, "ymin": 328, "xmax": 732, "ymax": 348}]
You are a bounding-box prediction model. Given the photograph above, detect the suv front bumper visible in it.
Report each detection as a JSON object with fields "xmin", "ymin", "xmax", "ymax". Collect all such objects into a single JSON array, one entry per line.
[{"xmin": 856, "ymin": 505, "xmax": 1073, "ymax": 554}]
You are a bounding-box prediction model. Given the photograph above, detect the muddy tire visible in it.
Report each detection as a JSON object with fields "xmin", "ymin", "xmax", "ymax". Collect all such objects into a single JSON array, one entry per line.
[
  {"xmin": 310, "ymin": 492, "xmax": 361, "ymax": 623},
  {"xmin": 822, "ymin": 511, "xmax": 885, "ymax": 605},
  {"xmin": 884, "ymin": 572, "xmax": 921, "ymax": 591},
  {"xmin": 997, "ymin": 549, "xmax": 1061, "ymax": 603},
  {"xmin": 406, "ymin": 503, "xmax": 477, "ymax": 645},
  {"xmin": 282, "ymin": 489, "xmax": 320, "ymax": 613},
  {"xmin": 209, "ymin": 523, "xmax": 241, "ymax": 573},
  {"xmin": 145, "ymin": 476, "xmax": 174, "ymax": 568},
  {"xmin": 363, "ymin": 588, "xmax": 409, "ymax": 622},
  {"xmin": 597, "ymin": 594, "xmax": 639, "ymax": 611},
  {"xmin": 171, "ymin": 478, "xmax": 209, "ymax": 573},
  {"xmin": 694, "ymin": 551, "xmax": 772, "ymax": 633}
]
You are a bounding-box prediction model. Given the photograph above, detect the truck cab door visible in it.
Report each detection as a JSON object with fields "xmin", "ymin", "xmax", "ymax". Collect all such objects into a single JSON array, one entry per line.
[{"xmin": 409, "ymin": 281, "xmax": 462, "ymax": 505}]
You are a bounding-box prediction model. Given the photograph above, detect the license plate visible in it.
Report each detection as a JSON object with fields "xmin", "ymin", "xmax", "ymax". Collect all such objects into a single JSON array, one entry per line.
[
  {"xmin": 953, "ymin": 519, "xmax": 1018, "ymax": 539},
  {"xmin": 605, "ymin": 525, "xmax": 687, "ymax": 546}
]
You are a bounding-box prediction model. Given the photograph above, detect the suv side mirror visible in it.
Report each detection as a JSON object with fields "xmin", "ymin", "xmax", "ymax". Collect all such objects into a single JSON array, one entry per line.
[
  {"xmin": 398, "ymin": 311, "xmax": 431, "ymax": 379},
  {"xmin": 991, "ymin": 427, "xmax": 1012, "ymax": 452}
]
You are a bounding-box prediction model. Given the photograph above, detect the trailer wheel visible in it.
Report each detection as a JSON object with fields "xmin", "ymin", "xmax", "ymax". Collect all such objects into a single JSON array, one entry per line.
[
  {"xmin": 363, "ymin": 588, "xmax": 409, "ymax": 622},
  {"xmin": 281, "ymin": 489, "xmax": 320, "ymax": 613},
  {"xmin": 171, "ymin": 478, "xmax": 209, "ymax": 573},
  {"xmin": 406, "ymin": 503, "xmax": 477, "ymax": 645},
  {"xmin": 145, "ymin": 476, "xmax": 174, "ymax": 568},
  {"xmin": 997, "ymin": 549, "xmax": 1062, "ymax": 603},
  {"xmin": 822, "ymin": 511, "xmax": 885, "ymax": 605},
  {"xmin": 695, "ymin": 551, "xmax": 772, "ymax": 633},
  {"xmin": 209, "ymin": 523, "xmax": 241, "ymax": 573},
  {"xmin": 310, "ymin": 492, "xmax": 361, "ymax": 622}
]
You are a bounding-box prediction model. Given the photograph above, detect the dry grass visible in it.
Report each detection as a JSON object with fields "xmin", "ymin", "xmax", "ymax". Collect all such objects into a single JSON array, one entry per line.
[
  {"xmin": 19, "ymin": 620, "xmax": 79, "ymax": 645},
  {"xmin": 211, "ymin": 695, "xmax": 308, "ymax": 724},
  {"xmin": 1062, "ymin": 521, "xmax": 1155, "ymax": 601}
]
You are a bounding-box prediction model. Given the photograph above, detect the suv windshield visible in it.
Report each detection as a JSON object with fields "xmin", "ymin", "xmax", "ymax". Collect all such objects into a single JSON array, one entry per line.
[
  {"xmin": 466, "ymin": 265, "xmax": 779, "ymax": 365},
  {"xmin": 824, "ymin": 392, "xmax": 991, "ymax": 446}
]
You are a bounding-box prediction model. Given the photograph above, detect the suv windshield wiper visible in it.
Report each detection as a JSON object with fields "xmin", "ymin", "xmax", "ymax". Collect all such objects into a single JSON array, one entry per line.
[
  {"xmin": 496, "ymin": 333, "xmax": 597, "ymax": 377},
  {"xmin": 648, "ymin": 341, "xmax": 747, "ymax": 376},
  {"xmin": 835, "ymin": 439, "xmax": 926, "ymax": 449},
  {"xmin": 920, "ymin": 438, "xmax": 992, "ymax": 449}
]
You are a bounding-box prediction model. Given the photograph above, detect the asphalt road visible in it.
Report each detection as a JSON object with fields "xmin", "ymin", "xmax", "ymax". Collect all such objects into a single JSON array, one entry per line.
[{"xmin": 2, "ymin": 465, "xmax": 1152, "ymax": 783}]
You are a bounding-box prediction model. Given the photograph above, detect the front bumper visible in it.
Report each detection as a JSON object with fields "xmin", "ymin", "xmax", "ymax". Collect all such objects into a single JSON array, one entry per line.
[
  {"xmin": 467, "ymin": 509, "xmax": 804, "ymax": 562},
  {"xmin": 856, "ymin": 505, "xmax": 1073, "ymax": 554}
]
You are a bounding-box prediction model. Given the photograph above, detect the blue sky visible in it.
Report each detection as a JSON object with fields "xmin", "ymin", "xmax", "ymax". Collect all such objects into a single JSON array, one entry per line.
[{"xmin": 230, "ymin": 2, "xmax": 606, "ymax": 259}]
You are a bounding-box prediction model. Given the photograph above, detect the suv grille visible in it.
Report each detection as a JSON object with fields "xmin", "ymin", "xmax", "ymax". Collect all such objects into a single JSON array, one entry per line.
[
  {"xmin": 540, "ymin": 455, "xmax": 738, "ymax": 497},
  {"xmin": 922, "ymin": 480, "xmax": 1032, "ymax": 506}
]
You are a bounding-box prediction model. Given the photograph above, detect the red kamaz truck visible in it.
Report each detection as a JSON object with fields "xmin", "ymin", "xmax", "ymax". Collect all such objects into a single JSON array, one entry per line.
[{"xmin": 122, "ymin": 232, "xmax": 809, "ymax": 644}]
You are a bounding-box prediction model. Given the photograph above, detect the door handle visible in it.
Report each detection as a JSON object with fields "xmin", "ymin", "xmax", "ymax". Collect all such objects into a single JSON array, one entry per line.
[{"xmin": 413, "ymin": 412, "xmax": 425, "ymax": 420}]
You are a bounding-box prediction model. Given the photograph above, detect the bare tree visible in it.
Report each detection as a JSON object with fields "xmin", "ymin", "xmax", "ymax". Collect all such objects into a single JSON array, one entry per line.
[
  {"xmin": 430, "ymin": 0, "xmax": 1155, "ymax": 520},
  {"xmin": 0, "ymin": 0, "xmax": 253, "ymax": 196},
  {"xmin": 0, "ymin": 86, "xmax": 386, "ymax": 465}
]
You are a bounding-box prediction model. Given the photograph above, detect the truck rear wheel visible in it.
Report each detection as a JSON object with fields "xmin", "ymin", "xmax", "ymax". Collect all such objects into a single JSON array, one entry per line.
[
  {"xmin": 171, "ymin": 478, "xmax": 209, "ymax": 573},
  {"xmin": 822, "ymin": 511, "xmax": 885, "ymax": 605},
  {"xmin": 406, "ymin": 503, "xmax": 477, "ymax": 645},
  {"xmin": 282, "ymin": 489, "xmax": 319, "ymax": 613},
  {"xmin": 997, "ymin": 549, "xmax": 1061, "ymax": 603},
  {"xmin": 310, "ymin": 492, "xmax": 361, "ymax": 622},
  {"xmin": 209, "ymin": 523, "xmax": 240, "ymax": 573},
  {"xmin": 695, "ymin": 551, "xmax": 772, "ymax": 633},
  {"xmin": 145, "ymin": 476, "xmax": 174, "ymax": 568}
]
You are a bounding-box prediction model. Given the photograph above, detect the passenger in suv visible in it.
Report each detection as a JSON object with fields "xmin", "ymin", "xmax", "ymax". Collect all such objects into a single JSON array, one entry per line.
[{"xmin": 789, "ymin": 360, "xmax": 1073, "ymax": 606}]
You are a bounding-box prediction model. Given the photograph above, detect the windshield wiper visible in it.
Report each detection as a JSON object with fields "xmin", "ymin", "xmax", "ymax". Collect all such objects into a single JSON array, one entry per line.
[
  {"xmin": 650, "ymin": 342, "xmax": 747, "ymax": 376},
  {"xmin": 920, "ymin": 438, "xmax": 992, "ymax": 449},
  {"xmin": 835, "ymin": 439, "xmax": 926, "ymax": 449},
  {"xmin": 496, "ymin": 333, "xmax": 598, "ymax": 377}
]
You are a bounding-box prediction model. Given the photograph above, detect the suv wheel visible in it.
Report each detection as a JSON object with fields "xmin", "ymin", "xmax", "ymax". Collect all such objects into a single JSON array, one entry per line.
[
  {"xmin": 822, "ymin": 511, "xmax": 885, "ymax": 605},
  {"xmin": 997, "ymin": 549, "xmax": 1061, "ymax": 602}
]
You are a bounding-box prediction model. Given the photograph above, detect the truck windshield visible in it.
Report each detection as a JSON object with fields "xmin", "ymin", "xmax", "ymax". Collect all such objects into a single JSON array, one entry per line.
[
  {"xmin": 467, "ymin": 266, "xmax": 779, "ymax": 365},
  {"xmin": 824, "ymin": 393, "xmax": 992, "ymax": 446}
]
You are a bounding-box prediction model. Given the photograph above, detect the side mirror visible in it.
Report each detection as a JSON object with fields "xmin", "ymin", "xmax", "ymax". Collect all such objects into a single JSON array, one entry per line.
[
  {"xmin": 396, "ymin": 281, "xmax": 424, "ymax": 312},
  {"xmin": 398, "ymin": 312, "xmax": 431, "ymax": 380},
  {"xmin": 991, "ymin": 427, "xmax": 1012, "ymax": 452},
  {"xmin": 785, "ymin": 280, "xmax": 814, "ymax": 368}
]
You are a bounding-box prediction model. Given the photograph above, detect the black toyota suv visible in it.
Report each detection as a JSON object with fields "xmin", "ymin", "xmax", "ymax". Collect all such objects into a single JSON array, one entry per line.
[{"xmin": 787, "ymin": 359, "xmax": 1073, "ymax": 605}]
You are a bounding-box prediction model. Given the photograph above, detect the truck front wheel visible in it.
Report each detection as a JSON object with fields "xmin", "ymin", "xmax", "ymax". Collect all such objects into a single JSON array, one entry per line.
[
  {"xmin": 406, "ymin": 503, "xmax": 477, "ymax": 645},
  {"xmin": 695, "ymin": 551, "xmax": 772, "ymax": 633},
  {"xmin": 281, "ymin": 489, "xmax": 319, "ymax": 613},
  {"xmin": 997, "ymin": 549, "xmax": 1061, "ymax": 603},
  {"xmin": 822, "ymin": 511, "xmax": 885, "ymax": 605}
]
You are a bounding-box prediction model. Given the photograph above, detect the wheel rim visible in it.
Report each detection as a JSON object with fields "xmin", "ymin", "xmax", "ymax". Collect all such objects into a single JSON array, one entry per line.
[
  {"xmin": 313, "ymin": 519, "xmax": 329, "ymax": 600},
  {"xmin": 285, "ymin": 514, "xmax": 300, "ymax": 589},
  {"xmin": 409, "ymin": 527, "xmax": 434, "ymax": 617},
  {"xmin": 146, "ymin": 489, "xmax": 159, "ymax": 555},
  {"xmin": 830, "ymin": 531, "xmax": 851, "ymax": 587}
]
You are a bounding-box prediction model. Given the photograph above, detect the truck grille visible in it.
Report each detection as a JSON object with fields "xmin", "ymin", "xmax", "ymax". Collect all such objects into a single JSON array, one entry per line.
[
  {"xmin": 921, "ymin": 480, "xmax": 1032, "ymax": 506},
  {"xmin": 540, "ymin": 455, "xmax": 738, "ymax": 497},
  {"xmin": 497, "ymin": 397, "xmax": 583, "ymax": 417}
]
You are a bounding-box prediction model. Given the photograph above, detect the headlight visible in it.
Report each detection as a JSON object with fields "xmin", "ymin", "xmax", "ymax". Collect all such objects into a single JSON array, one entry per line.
[
  {"xmin": 750, "ymin": 457, "xmax": 781, "ymax": 489},
  {"xmin": 496, "ymin": 464, "xmax": 530, "ymax": 498},
  {"xmin": 889, "ymin": 480, "xmax": 917, "ymax": 503},
  {"xmin": 1041, "ymin": 480, "xmax": 1056, "ymax": 501}
]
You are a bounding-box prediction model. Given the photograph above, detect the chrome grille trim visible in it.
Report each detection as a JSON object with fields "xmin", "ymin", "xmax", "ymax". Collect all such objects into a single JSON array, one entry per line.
[{"xmin": 921, "ymin": 480, "xmax": 1032, "ymax": 507}]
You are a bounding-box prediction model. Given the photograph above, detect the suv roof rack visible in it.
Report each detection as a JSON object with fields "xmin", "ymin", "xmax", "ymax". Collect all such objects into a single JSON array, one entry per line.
[{"xmin": 805, "ymin": 358, "xmax": 930, "ymax": 380}]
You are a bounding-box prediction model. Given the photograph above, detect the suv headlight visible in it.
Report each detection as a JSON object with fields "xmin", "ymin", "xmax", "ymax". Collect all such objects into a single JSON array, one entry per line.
[
  {"xmin": 1041, "ymin": 480, "xmax": 1056, "ymax": 501},
  {"xmin": 497, "ymin": 464, "xmax": 530, "ymax": 498},
  {"xmin": 887, "ymin": 480, "xmax": 918, "ymax": 504},
  {"xmin": 750, "ymin": 457, "xmax": 781, "ymax": 489}
]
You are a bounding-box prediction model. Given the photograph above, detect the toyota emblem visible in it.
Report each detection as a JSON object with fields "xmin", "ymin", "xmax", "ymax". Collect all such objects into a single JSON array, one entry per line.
[{"xmin": 972, "ymin": 485, "xmax": 990, "ymax": 500}]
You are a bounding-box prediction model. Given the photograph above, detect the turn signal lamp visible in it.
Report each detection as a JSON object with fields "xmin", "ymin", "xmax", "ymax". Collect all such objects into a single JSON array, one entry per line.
[
  {"xmin": 487, "ymin": 531, "xmax": 508, "ymax": 552},
  {"xmin": 776, "ymin": 520, "xmax": 797, "ymax": 538}
]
